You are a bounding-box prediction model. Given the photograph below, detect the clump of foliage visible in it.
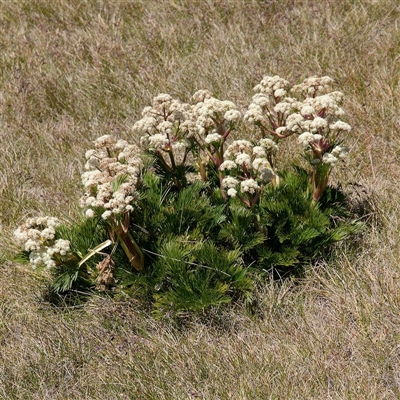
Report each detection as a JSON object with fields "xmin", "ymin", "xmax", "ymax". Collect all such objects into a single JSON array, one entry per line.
[{"xmin": 14, "ymin": 75, "xmax": 362, "ymax": 317}]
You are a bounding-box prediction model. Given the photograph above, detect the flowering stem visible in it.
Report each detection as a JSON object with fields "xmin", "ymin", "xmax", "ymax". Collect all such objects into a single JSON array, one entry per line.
[
  {"xmin": 106, "ymin": 216, "xmax": 144, "ymax": 272},
  {"xmin": 198, "ymin": 156, "xmax": 207, "ymax": 182},
  {"xmin": 311, "ymin": 166, "xmax": 330, "ymax": 202},
  {"xmin": 167, "ymin": 150, "xmax": 185, "ymax": 190},
  {"xmin": 219, "ymin": 170, "xmax": 227, "ymax": 199},
  {"xmin": 267, "ymin": 153, "xmax": 275, "ymax": 171},
  {"xmin": 168, "ymin": 148, "xmax": 177, "ymax": 170},
  {"xmin": 114, "ymin": 222, "xmax": 144, "ymax": 271}
]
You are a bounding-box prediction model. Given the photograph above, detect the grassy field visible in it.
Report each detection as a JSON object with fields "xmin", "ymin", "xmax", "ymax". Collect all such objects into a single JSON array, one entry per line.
[{"xmin": 0, "ymin": 0, "xmax": 400, "ymax": 398}]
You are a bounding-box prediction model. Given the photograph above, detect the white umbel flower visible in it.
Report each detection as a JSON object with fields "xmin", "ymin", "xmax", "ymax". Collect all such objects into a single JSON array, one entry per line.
[
  {"xmin": 310, "ymin": 116, "xmax": 328, "ymax": 132},
  {"xmin": 219, "ymin": 160, "xmax": 237, "ymax": 171},
  {"xmin": 251, "ymin": 93, "xmax": 270, "ymax": 107},
  {"xmin": 298, "ymin": 132, "xmax": 315, "ymax": 147},
  {"xmin": 329, "ymin": 121, "xmax": 351, "ymax": 132},
  {"xmin": 205, "ymin": 133, "xmax": 222, "ymax": 144},
  {"xmin": 14, "ymin": 216, "xmax": 71, "ymax": 270},
  {"xmin": 243, "ymin": 103, "xmax": 266, "ymax": 124},
  {"xmin": 300, "ymin": 105, "xmax": 315, "ymax": 116},
  {"xmin": 235, "ymin": 153, "xmax": 251, "ymax": 167},
  {"xmin": 331, "ymin": 145, "xmax": 349, "ymax": 159},
  {"xmin": 227, "ymin": 188, "xmax": 237, "ymax": 197},
  {"xmin": 322, "ymin": 153, "xmax": 338, "ymax": 166},
  {"xmin": 224, "ymin": 109, "xmax": 242, "ymax": 123},
  {"xmin": 240, "ymin": 179, "xmax": 260, "ymax": 194},
  {"xmin": 259, "ymin": 138, "xmax": 278, "ymax": 153},
  {"xmin": 252, "ymin": 146, "xmax": 266, "ymax": 157},
  {"xmin": 224, "ymin": 140, "xmax": 253, "ymax": 158},
  {"xmin": 274, "ymin": 88, "xmax": 287, "ymax": 98},
  {"xmin": 222, "ymin": 176, "xmax": 239, "ymax": 189},
  {"xmin": 80, "ymin": 135, "xmax": 143, "ymax": 219},
  {"xmin": 252, "ymin": 158, "xmax": 271, "ymax": 172}
]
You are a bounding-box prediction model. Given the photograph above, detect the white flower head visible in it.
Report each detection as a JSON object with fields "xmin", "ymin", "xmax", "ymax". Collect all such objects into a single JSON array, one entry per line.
[
  {"xmin": 300, "ymin": 105, "xmax": 315, "ymax": 116},
  {"xmin": 329, "ymin": 121, "xmax": 351, "ymax": 132},
  {"xmin": 274, "ymin": 88, "xmax": 287, "ymax": 98},
  {"xmin": 157, "ymin": 120, "xmax": 174, "ymax": 135},
  {"xmin": 235, "ymin": 153, "xmax": 251, "ymax": 167},
  {"xmin": 205, "ymin": 133, "xmax": 222, "ymax": 144},
  {"xmin": 254, "ymin": 75, "xmax": 290, "ymax": 96},
  {"xmin": 222, "ymin": 176, "xmax": 239, "ymax": 189},
  {"xmin": 148, "ymin": 133, "xmax": 169, "ymax": 150},
  {"xmin": 224, "ymin": 109, "xmax": 242, "ymax": 123},
  {"xmin": 152, "ymin": 93, "xmax": 173, "ymax": 110},
  {"xmin": 219, "ymin": 160, "xmax": 237, "ymax": 171},
  {"xmin": 322, "ymin": 153, "xmax": 338, "ymax": 166},
  {"xmin": 298, "ymin": 134, "xmax": 322, "ymax": 151},
  {"xmin": 292, "ymin": 76, "xmax": 334, "ymax": 96},
  {"xmin": 310, "ymin": 116, "xmax": 328, "ymax": 132},
  {"xmin": 252, "ymin": 158, "xmax": 271, "ymax": 172},
  {"xmin": 252, "ymin": 146, "xmax": 266, "ymax": 157},
  {"xmin": 227, "ymin": 188, "xmax": 237, "ymax": 198},
  {"xmin": 224, "ymin": 140, "xmax": 253, "ymax": 158},
  {"xmin": 274, "ymin": 101, "xmax": 294, "ymax": 115},
  {"xmin": 101, "ymin": 210, "xmax": 113, "ymax": 220},
  {"xmin": 115, "ymin": 139, "xmax": 129, "ymax": 150},
  {"xmin": 192, "ymin": 89, "xmax": 213, "ymax": 103},
  {"xmin": 85, "ymin": 209, "xmax": 95, "ymax": 218},
  {"xmin": 251, "ymin": 93, "xmax": 270, "ymax": 107},
  {"xmin": 133, "ymin": 116, "xmax": 157, "ymax": 136},
  {"xmin": 94, "ymin": 135, "xmax": 117, "ymax": 149},
  {"xmin": 172, "ymin": 141, "xmax": 188, "ymax": 152},
  {"xmin": 80, "ymin": 135, "xmax": 142, "ymax": 220},
  {"xmin": 331, "ymin": 145, "xmax": 349, "ymax": 159},
  {"xmin": 286, "ymin": 113, "xmax": 305, "ymax": 133},
  {"xmin": 240, "ymin": 179, "xmax": 260, "ymax": 194},
  {"xmin": 259, "ymin": 138, "xmax": 278, "ymax": 153},
  {"xmin": 243, "ymin": 103, "xmax": 266, "ymax": 125},
  {"xmin": 85, "ymin": 149, "xmax": 96, "ymax": 159},
  {"xmin": 14, "ymin": 216, "xmax": 72, "ymax": 270}
]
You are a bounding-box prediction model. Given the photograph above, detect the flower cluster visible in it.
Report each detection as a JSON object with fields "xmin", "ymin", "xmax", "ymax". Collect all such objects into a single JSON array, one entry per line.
[
  {"xmin": 80, "ymin": 135, "xmax": 143, "ymax": 220},
  {"xmin": 133, "ymin": 94, "xmax": 193, "ymax": 169},
  {"xmin": 220, "ymin": 139, "xmax": 276, "ymax": 206},
  {"xmin": 134, "ymin": 91, "xmax": 243, "ymax": 187},
  {"xmin": 291, "ymin": 76, "xmax": 335, "ymax": 97},
  {"xmin": 135, "ymin": 91, "xmax": 242, "ymax": 150},
  {"xmin": 244, "ymin": 74, "xmax": 351, "ymax": 200},
  {"xmin": 133, "ymin": 76, "xmax": 350, "ymax": 204},
  {"xmin": 245, "ymin": 75, "xmax": 348, "ymax": 139},
  {"xmin": 14, "ymin": 217, "xmax": 71, "ymax": 269},
  {"xmin": 191, "ymin": 93, "xmax": 241, "ymax": 136}
]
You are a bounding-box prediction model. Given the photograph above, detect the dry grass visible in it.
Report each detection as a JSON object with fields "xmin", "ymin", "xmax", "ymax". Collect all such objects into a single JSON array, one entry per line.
[{"xmin": 1, "ymin": 0, "xmax": 400, "ymax": 398}]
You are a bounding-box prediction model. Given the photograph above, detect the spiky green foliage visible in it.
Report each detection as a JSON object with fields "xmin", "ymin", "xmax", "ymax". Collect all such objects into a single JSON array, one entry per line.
[
  {"xmin": 50, "ymin": 217, "xmax": 107, "ymax": 293},
  {"xmin": 37, "ymin": 165, "xmax": 361, "ymax": 317},
  {"xmin": 151, "ymin": 240, "xmax": 251, "ymax": 318},
  {"xmin": 125, "ymin": 172, "xmax": 253, "ymax": 316},
  {"xmin": 216, "ymin": 167, "xmax": 362, "ymax": 278},
  {"xmin": 254, "ymin": 168, "xmax": 362, "ymax": 277}
]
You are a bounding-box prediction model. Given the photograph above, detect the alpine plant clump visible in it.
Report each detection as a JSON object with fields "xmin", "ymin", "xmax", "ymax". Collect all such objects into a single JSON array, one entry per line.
[{"xmin": 14, "ymin": 75, "xmax": 361, "ymax": 317}]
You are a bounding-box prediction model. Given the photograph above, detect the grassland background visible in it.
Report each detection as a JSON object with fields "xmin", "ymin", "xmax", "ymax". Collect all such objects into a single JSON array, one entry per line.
[{"xmin": 0, "ymin": 0, "xmax": 399, "ymax": 398}]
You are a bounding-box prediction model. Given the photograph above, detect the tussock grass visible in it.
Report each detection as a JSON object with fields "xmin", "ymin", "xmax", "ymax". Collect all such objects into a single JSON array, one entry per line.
[{"xmin": 1, "ymin": 0, "xmax": 400, "ymax": 398}]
